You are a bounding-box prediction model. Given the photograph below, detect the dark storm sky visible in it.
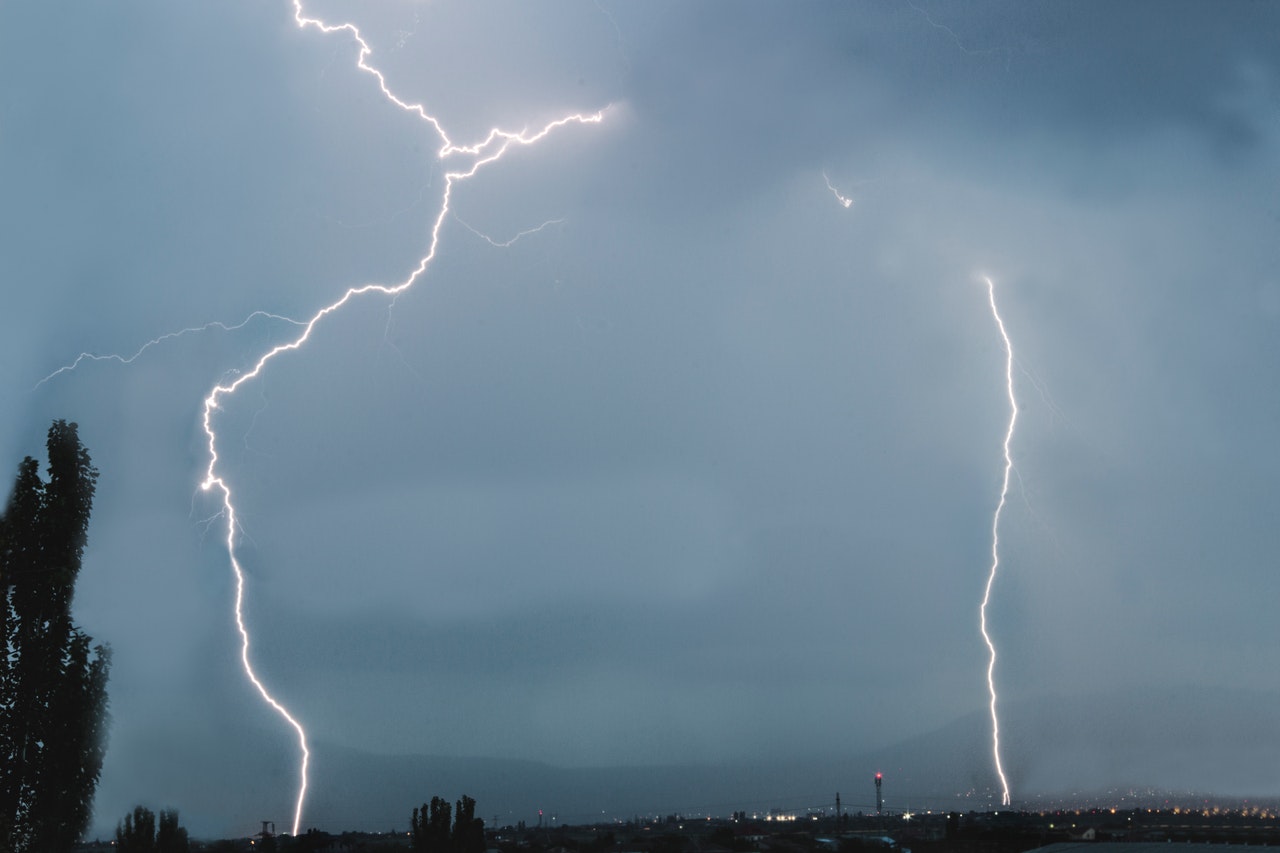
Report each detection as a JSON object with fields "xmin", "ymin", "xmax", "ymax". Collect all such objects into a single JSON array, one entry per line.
[{"xmin": 2, "ymin": 0, "xmax": 1279, "ymax": 839}]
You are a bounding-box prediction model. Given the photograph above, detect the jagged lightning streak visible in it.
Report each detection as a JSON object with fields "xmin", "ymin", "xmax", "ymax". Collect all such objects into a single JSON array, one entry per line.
[
  {"xmin": 823, "ymin": 171, "xmax": 854, "ymax": 208},
  {"xmin": 32, "ymin": 311, "xmax": 305, "ymax": 390},
  {"xmin": 979, "ymin": 275, "xmax": 1015, "ymax": 807},
  {"xmin": 191, "ymin": 2, "xmax": 605, "ymax": 837},
  {"xmin": 453, "ymin": 215, "xmax": 566, "ymax": 248}
]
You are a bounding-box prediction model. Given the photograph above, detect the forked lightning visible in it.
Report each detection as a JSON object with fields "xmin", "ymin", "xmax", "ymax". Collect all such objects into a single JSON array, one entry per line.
[
  {"xmin": 204, "ymin": 3, "xmax": 602, "ymax": 834},
  {"xmin": 39, "ymin": 1, "xmax": 604, "ymax": 836}
]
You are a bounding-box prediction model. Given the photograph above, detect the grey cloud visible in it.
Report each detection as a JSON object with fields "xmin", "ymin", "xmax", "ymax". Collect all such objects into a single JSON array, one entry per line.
[{"xmin": 4, "ymin": 0, "xmax": 1280, "ymax": 840}]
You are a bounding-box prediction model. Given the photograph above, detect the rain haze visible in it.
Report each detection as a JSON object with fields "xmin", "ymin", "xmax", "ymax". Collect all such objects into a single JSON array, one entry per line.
[{"xmin": 3, "ymin": 0, "xmax": 1280, "ymax": 840}]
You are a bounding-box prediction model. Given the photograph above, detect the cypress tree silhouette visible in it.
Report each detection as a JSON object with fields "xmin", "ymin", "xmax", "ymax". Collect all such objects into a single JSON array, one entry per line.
[{"xmin": 0, "ymin": 421, "xmax": 111, "ymax": 852}]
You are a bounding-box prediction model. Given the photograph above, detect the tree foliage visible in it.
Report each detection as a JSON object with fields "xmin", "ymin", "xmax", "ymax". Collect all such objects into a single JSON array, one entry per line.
[
  {"xmin": 0, "ymin": 421, "xmax": 111, "ymax": 852},
  {"xmin": 454, "ymin": 794, "xmax": 486, "ymax": 853},
  {"xmin": 116, "ymin": 806, "xmax": 155, "ymax": 853},
  {"xmin": 411, "ymin": 794, "xmax": 485, "ymax": 853},
  {"xmin": 156, "ymin": 808, "xmax": 191, "ymax": 853},
  {"xmin": 116, "ymin": 805, "xmax": 190, "ymax": 853}
]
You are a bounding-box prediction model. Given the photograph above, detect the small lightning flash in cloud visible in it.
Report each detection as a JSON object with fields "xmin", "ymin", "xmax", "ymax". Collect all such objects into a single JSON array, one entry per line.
[
  {"xmin": 823, "ymin": 172, "xmax": 854, "ymax": 208},
  {"xmin": 980, "ymin": 274, "xmax": 1015, "ymax": 807},
  {"xmin": 905, "ymin": 0, "xmax": 1012, "ymax": 68}
]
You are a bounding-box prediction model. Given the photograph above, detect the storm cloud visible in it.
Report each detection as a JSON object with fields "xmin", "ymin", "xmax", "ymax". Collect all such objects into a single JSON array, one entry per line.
[{"xmin": 3, "ymin": 0, "xmax": 1279, "ymax": 839}]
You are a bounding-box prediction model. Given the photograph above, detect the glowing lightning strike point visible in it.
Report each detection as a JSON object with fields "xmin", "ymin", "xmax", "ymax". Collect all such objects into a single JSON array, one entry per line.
[
  {"xmin": 190, "ymin": 2, "xmax": 606, "ymax": 837},
  {"xmin": 823, "ymin": 172, "xmax": 854, "ymax": 209},
  {"xmin": 980, "ymin": 275, "xmax": 1015, "ymax": 807}
]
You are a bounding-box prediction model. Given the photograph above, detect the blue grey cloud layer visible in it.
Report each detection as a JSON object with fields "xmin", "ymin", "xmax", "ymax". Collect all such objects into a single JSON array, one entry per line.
[{"xmin": 2, "ymin": 0, "xmax": 1278, "ymax": 839}]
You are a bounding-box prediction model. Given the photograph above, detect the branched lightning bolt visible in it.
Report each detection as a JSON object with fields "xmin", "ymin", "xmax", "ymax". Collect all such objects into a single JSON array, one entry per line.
[
  {"xmin": 979, "ymin": 275, "xmax": 1014, "ymax": 807},
  {"xmin": 189, "ymin": 2, "xmax": 605, "ymax": 836},
  {"xmin": 453, "ymin": 215, "xmax": 566, "ymax": 248},
  {"xmin": 31, "ymin": 311, "xmax": 305, "ymax": 390}
]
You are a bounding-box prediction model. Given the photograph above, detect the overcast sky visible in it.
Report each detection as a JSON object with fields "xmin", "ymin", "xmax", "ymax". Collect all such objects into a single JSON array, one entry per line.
[{"xmin": 3, "ymin": 0, "xmax": 1280, "ymax": 840}]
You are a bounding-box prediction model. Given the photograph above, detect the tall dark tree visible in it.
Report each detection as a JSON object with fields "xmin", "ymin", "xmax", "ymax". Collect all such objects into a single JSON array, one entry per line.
[
  {"xmin": 0, "ymin": 421, "xmax": 111, "ymax": 852},
  {"xmin": 412, "ymin": 795, "xmax": 459, "ymax": 853},
  {"xmin": 116, "ymin": 806, "xmax": 189, "ymax": 853},
  {"xmin": 453, "ymin": 794, "xmax": 485, "ymax": 853},
  {"xmin": 156, "ymin": 808, "xmax": 191, "ymax": 853},
  {"xmin": 116, "ymin": 806, "xmax": 157, "ymax": 853}
]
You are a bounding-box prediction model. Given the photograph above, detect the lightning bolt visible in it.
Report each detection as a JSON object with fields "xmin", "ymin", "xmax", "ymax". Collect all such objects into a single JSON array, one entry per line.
[
  {"xmin": 453, "ymin": 215, "xmax": 566, "ymax": 248},
  {"xmin": 31, "ymin": 311, "xmax": 305, "ymax": 391},
  {"xmin": 980, "ymin": 274, "xmax": 1015, "ymax": 807},
  {"xmin": 904, "ymin": 0, "xmax": 1012, "ymax": 68},
  {"xmin": 823, "ymin": 171, "xmax": 854, "ymax": 208},
  {"xmin": 27, "ymin": 2, "xmax": 605, "ymax": 836},
  {"xmin": 194, "ymin": 4, "xmax": 606, "ymax": 835}
]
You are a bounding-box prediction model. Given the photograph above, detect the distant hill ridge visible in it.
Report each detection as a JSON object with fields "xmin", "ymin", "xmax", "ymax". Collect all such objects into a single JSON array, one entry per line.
[{"xmin": 300, "ymin": 685, "xmax": 1280, "ymax": 832}]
